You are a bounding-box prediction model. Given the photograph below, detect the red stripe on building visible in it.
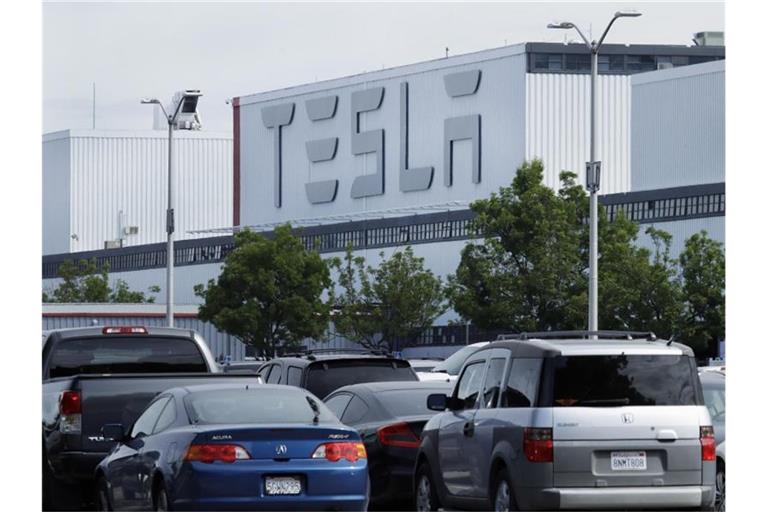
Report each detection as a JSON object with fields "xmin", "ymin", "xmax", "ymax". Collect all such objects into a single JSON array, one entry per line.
[{"xmin": 233, "ymin": 97, "xmax": 241, "ymax": 227}]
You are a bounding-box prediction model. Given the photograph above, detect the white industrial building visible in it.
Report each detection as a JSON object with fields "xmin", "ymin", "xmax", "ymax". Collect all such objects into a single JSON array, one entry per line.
[
  {"xmin": 41, "ymin": 41, "xmax": 725, "ymax": 356},
  {"xmin": 42, "ymin": 129, "xmax": 232, "ymax": 254}
]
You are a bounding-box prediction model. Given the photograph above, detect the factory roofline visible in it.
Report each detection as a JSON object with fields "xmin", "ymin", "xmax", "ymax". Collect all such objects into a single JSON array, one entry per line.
[{"xmin": 234, "ymin": 41, "xmax": 724, "ymax": 106}]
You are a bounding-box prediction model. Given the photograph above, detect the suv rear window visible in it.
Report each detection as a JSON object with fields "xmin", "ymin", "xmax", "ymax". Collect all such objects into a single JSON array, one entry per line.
[
  {"xmin": 48, "ymin": 336, "xmax": 208, "ymax": 378},
  {"xmin": 548, "ymin": 355, "xmax": 701, "ymax": 407},
  {"xmin": 305, "ymin": 359, "xmax": 417, "ymax": 399}
]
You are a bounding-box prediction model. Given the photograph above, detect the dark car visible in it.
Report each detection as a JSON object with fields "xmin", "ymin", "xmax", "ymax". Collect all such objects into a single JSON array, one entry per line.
[
  {"xmin": 95, "ymin": 383, "xmax": 369, "ymax": 511},
  {"xmin": 700, "ymin": 370, "xmax": 725, "ymax": 511},
  {"xmin": 324, "ymin": 381, "xmax": 454, "ymax": 508},
  {"xmin": 258, "ymin": 351, "xmax": 419, "ymax": 399},
  {"xmin": 42, "ymin": 326, "xmax": 260, "ymax": 510}
]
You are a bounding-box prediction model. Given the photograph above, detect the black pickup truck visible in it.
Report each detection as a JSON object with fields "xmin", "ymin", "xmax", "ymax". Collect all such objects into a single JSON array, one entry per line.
[{"xmin": 42, "ymin": 325, "xmax": 260, "ymax": 510}]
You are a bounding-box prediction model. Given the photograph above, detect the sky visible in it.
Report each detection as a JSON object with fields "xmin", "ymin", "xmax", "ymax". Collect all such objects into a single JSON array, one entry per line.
[{"xmin": 43, "ymin": 1, "xmax": 724, "ymax": 134}]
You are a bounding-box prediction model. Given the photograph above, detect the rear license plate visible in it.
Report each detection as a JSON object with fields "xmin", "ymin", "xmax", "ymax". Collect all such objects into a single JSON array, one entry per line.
[
  {"xmin": 265, "ymin": 476, "xmax": 302, "ymax": 495},
  {"xmin": 611, "ymin": 451, "xmax": 647, "ymax": 471}
]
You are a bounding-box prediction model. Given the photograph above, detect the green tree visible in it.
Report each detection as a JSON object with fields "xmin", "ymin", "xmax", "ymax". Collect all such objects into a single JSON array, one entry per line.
[
  {"xmin": 43, "ymin": 258, "xmax": 158, "ymax": 303},
  {"xmin": 447, "ymin": 160, "xmax": 586, "ymax": 332},
  {"xmin": 678, "ymin": 231, "xmax": 725, "ymax": 356},
  {"xmin": 448, "ymin": 159, "xmax": 683, "ymax": 336},
  {"xmin": 194, "ymin": 225, "xmax": 332, "ymax": 357},
  {"xmin": 330, "ymin": 246, "xmax": 446, "ymax": 352}
]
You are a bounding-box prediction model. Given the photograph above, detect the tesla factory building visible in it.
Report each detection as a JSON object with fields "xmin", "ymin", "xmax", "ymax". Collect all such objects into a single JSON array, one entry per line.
[{"xmin": 42, "ymin": 41, "xmax": 725, "ymax": 353}]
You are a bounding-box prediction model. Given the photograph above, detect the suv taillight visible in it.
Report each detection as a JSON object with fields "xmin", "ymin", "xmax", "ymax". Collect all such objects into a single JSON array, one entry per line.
[
  {"xmin": 312, "ymin": 442, "xmax": 367, "ymax": 462},
  {"xmin": 700, "ymin": 426, "xmax": 716, "ymax": 461},
  {"xmin": 523, "ymin": 427, "xmax": 553, "ymax": 463},
  {"xmin": 59, "ymin": 391, "xmax": 82, "ymax": 433},
  {"xmin": 377, "ymin": 422, "xmax": 420, "ymax": 448},
  {"xmin": 184, "ymin": 444, "xmax": 251, "ymax": 463}
]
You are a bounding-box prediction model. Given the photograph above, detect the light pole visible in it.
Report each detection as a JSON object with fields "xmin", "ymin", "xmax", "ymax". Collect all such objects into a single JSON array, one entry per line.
[
  {"xmin": 141, "ymin": 91, "xmax": 202, "ymax": 326},
  {"xmin": 548, "ymin": 11, "xmax": 641, "ymax": 334}
]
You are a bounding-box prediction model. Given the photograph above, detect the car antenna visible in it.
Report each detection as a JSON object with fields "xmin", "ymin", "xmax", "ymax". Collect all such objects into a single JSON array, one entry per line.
[{"xmin": 666, "ymin": 335, "xmax": 676, "ymax": 346}]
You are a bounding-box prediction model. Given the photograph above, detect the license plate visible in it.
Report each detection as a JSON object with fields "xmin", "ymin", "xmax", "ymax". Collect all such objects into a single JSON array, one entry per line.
[
  {"xmin": 265, "ymin": 476, "xmax": 302, "ymax": 495},
  {"xmin": 611, "ymin": 451, "xmax": 647, "ymax": 471}
]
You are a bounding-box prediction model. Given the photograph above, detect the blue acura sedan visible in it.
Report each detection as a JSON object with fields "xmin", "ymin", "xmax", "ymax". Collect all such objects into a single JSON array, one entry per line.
[{"xmin": 94, "ymin": 383, "xmax": 369, "ymax": 511}]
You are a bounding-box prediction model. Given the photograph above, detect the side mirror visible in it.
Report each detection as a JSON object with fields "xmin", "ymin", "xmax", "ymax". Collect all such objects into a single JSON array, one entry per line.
[
  {"xmin": 101, "ymin": 423, "xmax": 127, "ymax": 443},
  {"xmin": 427, "ymin": 393, "xmax": 448, "ymax": 411}
]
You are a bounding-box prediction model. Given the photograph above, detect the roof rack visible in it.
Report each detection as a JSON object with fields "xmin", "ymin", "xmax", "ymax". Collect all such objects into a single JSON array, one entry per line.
[
  {"xmin": 282, "ymin": 348, "xmax": 393, "ymax": 359},
  {"xmin": 496, "ymin": 330, "xmax": 657, "ymax": 341}
]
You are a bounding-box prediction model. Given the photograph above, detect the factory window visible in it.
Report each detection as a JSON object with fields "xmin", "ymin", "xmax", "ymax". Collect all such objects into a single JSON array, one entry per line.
[
  {"xmin": 657, "ymin": 55, "xmax": 690, "ymax": 68},
  {"xmin": 598, "ymin": 54, "xmax": 626, "ymax": 72},
  {"xmin": 627, "ymin": 54, "xmax": 657, "ymax": 72},
  {"xmin": 565, "ymin": 53, "xmax": 591, "ymax": 72},
  {"xmin": 533, "ymin": 53, "xmax": 563, "ymax": 71}
]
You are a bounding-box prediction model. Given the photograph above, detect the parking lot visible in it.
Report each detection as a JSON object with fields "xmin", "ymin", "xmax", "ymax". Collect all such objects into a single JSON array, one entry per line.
[{"xmin": 42, "ymin": 327, "xmax": 725, "ymax": 511}]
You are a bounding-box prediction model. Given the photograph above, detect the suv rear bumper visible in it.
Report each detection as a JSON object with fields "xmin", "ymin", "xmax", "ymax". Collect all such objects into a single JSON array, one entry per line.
[{"xmin": 520, "ymin": 485, "xmax": 715, "ymax": 510}]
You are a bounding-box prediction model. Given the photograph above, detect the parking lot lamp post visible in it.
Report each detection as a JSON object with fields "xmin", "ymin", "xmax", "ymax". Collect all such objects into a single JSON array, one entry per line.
[
  {"xmin": 547, "ymin": 11, "xmax": 641, "ymax": 334},
  {"xmin": 141, "ymin": 92, "xmax": 202, "ymax": 326}
]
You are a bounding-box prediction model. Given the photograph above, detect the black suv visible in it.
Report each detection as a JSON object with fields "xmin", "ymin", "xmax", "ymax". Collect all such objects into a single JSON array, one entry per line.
[{"xmin": 258, "ymin": 350, "xmax": 419, "ymax": 399}]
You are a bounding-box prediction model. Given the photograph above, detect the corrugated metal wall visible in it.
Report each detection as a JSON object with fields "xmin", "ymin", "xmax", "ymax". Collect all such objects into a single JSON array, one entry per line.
[
  {"xmin": 631, "ymin": 61, "xmax": 725, "ymax": 190},
  {"xmin": 44, "ymin": 130, "xmax": 233, "ymax": 254},
  {"xmin": 635, "ymin": 216, "xmax": 724, "ymax": 258},
  {"xmin": 526, "ymin": 73, "xmax": 632, "ymax": 194},
  {"xmin": 42, "ymin": 314, "xmax": 247, "ymax": 361}
]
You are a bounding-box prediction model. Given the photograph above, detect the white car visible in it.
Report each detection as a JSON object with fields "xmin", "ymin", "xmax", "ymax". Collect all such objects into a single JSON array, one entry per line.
[{"xmin": 416, "ymin": 342, "xmax": 490, "ymax": 382}]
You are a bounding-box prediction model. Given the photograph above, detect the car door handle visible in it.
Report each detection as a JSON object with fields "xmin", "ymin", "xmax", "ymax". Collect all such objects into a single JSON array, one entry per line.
[{"xmin": 463, "ymin": 421, "xmax": 474, "ymax": 437}]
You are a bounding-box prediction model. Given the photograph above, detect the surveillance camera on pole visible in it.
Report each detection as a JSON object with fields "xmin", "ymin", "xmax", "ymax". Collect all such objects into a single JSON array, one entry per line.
[{"xmin": 141, "ymin": 89, "xmax": 203, "ymax": 326}]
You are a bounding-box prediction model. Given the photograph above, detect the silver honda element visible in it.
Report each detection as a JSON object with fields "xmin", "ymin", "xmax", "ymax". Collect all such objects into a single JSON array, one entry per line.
[{"xmin": 415, "ymin": 331, "xmax": 716, "ymax": 511}]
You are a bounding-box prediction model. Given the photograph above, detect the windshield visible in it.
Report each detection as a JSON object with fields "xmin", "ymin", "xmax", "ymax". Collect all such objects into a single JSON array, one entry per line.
[
  {"xmin": 185, "ymin": 388, "xmax": 336, "ymax": 424},
  {"xmin": 47, "ymin": 336, "xmax": 207, "ymax": 378},
  {"xmin": 431, "ymin": 344, "xmax": 486, "ymax": 375},
  {"xmin": 549, "ymin": 354, "xmax": 701, "ymax": 407},
  {"xmin": 305, "ymin": 360, "xmax": 417, "ymax": 399},
  {"xmin": 701, "ymin": 374, "xmax": 725, "ymax": 421}
]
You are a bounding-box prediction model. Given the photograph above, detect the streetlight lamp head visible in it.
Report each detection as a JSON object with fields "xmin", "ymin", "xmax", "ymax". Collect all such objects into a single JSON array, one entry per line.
[
  {"xmin": 615, "ymin": 10, "xmax": 642, "ymax": 18},
  {"xmin": 141, "ymin": 98, "xmax": 161, "ymax": 104},
  {"xmin": 548, "ymin": 21, "xmax": 575, "ymax": 29}
]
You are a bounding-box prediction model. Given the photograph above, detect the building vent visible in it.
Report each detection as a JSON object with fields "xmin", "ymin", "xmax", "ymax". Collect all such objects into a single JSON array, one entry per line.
[
  {"xmin": 693, "ymin": 31, "xmax": 724, "ymax": 46},
  {"xmin": 657, "ymin": 62, "xmax": 674, "ymax": 70}
]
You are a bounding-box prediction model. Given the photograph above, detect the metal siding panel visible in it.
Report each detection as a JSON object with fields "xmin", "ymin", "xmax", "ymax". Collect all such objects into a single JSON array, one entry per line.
[
  {"xmin": 62, "ymin": 133, "xmax": 232, "ymax": 252},
  {"xmin": 525, "ymin": 73, "xmax": 631, "ymax": 194},
  {"xmin": 240, "ymin": 54, "xmax": 528, "ymax": 226},
  {"xmin": 631, "ymin": 65, "xmax": 724, "ymax": 190}
]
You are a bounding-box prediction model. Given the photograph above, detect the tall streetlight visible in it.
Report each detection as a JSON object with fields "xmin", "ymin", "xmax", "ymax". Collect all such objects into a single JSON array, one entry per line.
[
  {"xmin": 141, "ymin": 90, "xmax": 202, "ymax": 326},
  {"xmin": 548, "ymin": 11, "xmax": 641, "ymax": 334}
]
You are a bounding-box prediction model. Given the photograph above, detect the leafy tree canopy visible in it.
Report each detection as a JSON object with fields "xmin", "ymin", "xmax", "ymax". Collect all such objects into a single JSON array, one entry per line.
[
  {"xmin": 195, "ymin": 225, "xmax": 332, "ymax": 357},
  {"xmin": 43, "ymin": 258, "xmax": 159, "ymax": 303},
  {"xmin": 330, "ymin": 246, "xmax": 446, "ymax": 353}
]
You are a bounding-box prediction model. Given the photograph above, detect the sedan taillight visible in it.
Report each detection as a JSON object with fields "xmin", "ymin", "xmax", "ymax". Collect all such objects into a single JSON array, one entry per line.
[
  {"xmin": 700, "ymin": 426, "xmax": 716, "ymax": 461},
  {"xmin": 184, "ymin": 444, "xmax": 251, "ymax": 463},
  {"xmin": 523, "ymin": 427, "xmax": 553, "ymax": 463},
  {"xmin": 312, "ymin": 442, "xmax": 367, "ymax": 462},
  {"xmin": 377, "ymin": 422, "xmax": 420, "ymax": 448}
]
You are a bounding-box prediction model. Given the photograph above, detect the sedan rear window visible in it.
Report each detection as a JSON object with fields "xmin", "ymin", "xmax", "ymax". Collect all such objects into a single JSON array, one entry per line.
[
  {"xmin": 47, "ymin": 337, "xmax": 208, "ymax": 378},
  {"xmin": 305, "ymin": 360, "xmax": 417, "ymax": 399},
  {"xmin": 549, "ymin": 355, "xmax": 701, "ymax": 407},
  {"xmin": 185, "ymin": 389, "xmax": 336, "ymax": 424}
]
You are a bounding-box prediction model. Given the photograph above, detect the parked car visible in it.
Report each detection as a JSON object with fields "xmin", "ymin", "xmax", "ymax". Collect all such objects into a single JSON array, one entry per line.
[
  {"xmin": 257, "ymin": 350, "xmax": 418, "ymax": 399},
  {"xmin": 42, "ymin": 326, "xmax": 261, "ymax": 510},
  {"xmin": 95, "ymin": 383, "xmax": 369, "ymax": 511},
  {"xmin": 415, "ymin": 331, "xmax": 716, "ymax": 511},
  {"xmin": 700, "ymin": 370, "xmax": 725, "ymax": 511},
  {"xmin": 422, "ymin": 342, "xmax": 489, "ymax": 381},
  {"xmin": 407, "ymin": 358, "xmax": 444, "ymax": 373},
  {"xmin": 325, "ymin": 381, "xmax": 454, "ymax": 508}
]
